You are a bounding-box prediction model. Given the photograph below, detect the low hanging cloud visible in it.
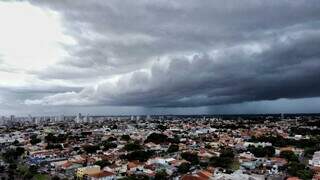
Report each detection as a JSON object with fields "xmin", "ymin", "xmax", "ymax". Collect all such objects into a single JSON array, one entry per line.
[
  {"xmin": 16, "ymin": 0, "xmax": 320, "ymax": 110},
  {"xmin": 25, "ymin": 25, "xmax": 320, "ymax": 107}
]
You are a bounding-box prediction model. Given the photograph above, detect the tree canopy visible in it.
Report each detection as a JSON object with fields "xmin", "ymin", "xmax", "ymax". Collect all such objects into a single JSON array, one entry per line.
[{"xmin": 145, "ymin": 133, "xmax": 168, "ymax": 144}]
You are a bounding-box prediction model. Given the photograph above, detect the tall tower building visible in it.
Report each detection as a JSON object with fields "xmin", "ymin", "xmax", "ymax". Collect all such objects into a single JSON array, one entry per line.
[
  {"xmin": 76, "ymin": 113, "xmax": 82, "ymax": 123},
  {"xmin": 10, "ymin": 115, "xmax": 15, "ymax": 122}
]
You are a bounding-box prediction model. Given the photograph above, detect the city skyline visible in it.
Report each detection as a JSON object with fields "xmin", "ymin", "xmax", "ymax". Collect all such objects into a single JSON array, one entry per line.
[{"xmin": 1, "ymin": 1, "xmax": 320, "ymax": 115}]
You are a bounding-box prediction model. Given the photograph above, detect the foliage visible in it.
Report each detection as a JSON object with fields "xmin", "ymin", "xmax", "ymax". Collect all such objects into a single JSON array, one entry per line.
[
  {"xmin": 181, "ymin": 152, "xmax": 199, "ymax": 165},
  {"xmin": 250, "ymin": 135, "xmax": 320, "ymax": 149},
  {"xmin": 46, "ymin": 143, "xmax": 63, "ymax": 150},
  {"xmin": 0, "ymin": 166, "xmax": 4, "ymax": 173},
  {"xmin": 287, "ymin": 162, "xmax": 313, "ymax": 180},
  {"xmin": 8, "ymin": 163, "xmax": 17, "ymax": 179},
  {"xmin": 155, "ymin": 170, "xmax": 168, "ymax": 180},
  {"xmin": 52, "ymin": 176, "xmax": 60, "ymax": 180},
  {"xmin": 15, "ymin": 147, "xmax": 25, "ymax": 156},
  {"xmin": 290, "ymin": 127, "xmax": 320, "ymax": 136},
  {"xmin": 304, "ymin": 146, "xmax": 320, "ymax": 158},
  {"xmin": 168, "ymin": 136, "xmax": 180, "ymax": 144},
  {"xmin": 209, "ymin": 148, "xmax": 235, "ymax": 169},
  {"xmin": 83, "ymin": 145, "xmax": 100, "ymax": 154},
  {"xmin": 17, "ymin": 164, "xmax": 31, "ymax": 178},
  {"xmin": 8, "ymin": 163, "xmax": 17, "ymax": 171},
  {"xmin": 110, "ymin": 124, "xmax": 118, "ymax": 130},
  {"xmin": 94, "ymin": 160, "xmax": 111, "ymax": 168},
  {"xmin": 121, "ymin": 135, "xmax": 131, "ymax": 141},
  {"xmin": 29, "ymin": 165, "xmax": 38, "ymax": 174},
  {"xmin": 107, "ymin": 136, "xmax": 117, "ymax": 142},
  {"xmin": 247, "ymin": 145, "xmax": 275, "ymax": 157},
  {"xmin": 120, "ymin": 150, "xmax": 154, "ymax": 162},
  {"xmin": 178, "ymin": 162, "xmax": 191, "ymax": 174},
  {"xmin": 124, "ymin": 143, "xmax": 143, "ymax": 151},
  {"xmin": 33, "ymin": 174, "xmax": 50, "ymax": 180},
  {"xmin": 210, "ymin": 156, "xmax": 233, "ymax": 169},
  {"xmin": 280, "ymin": 150, "xmax": 298, "ymax": 162},
  {"xmin": 30, "ymin": 138, "xmax": 41, "ymax": 145},
  {"xmin": 45, "ymin": 133, "xmax": 68, "ymax": 143},
  {"xmin": 199, "ymin": 161, "xmax": 209, "ymax": 168},
  {"xmin": 30, "ymin": 134, "xmax": 41, "ymax": 145},
  {"xmin": 145, "ymin": 133, "xmax": 168, "ymax": 144},
  {"xmin": 13, "ymin": 140, "xmax": 20, "ymax": 146},
  {"xmin": 167, "ymin": 144, "xmax": 179, "ymax": 153},
  {"xmin": 2, "ymin": 147, "xmax": 25, "ymax": 163},
  {"xmin": 100, "ymin": 141, "xmax": 117, "ymax": 151},
  {"xmin": 156, "ymin": 124, "xmax": 167, "ymax": 131},
  {"xmin": 81, "ymin": 131, "xmax": 92, "ymax": 136}
]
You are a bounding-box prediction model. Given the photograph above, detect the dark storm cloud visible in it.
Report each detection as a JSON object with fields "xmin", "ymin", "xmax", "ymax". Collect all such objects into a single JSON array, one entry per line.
[
  {"xmin": 29, "ymin": 0, "xmax": 320, "ymax": 79},
  {"xmin": 26, "ymin": 0, "xmax": 320, "ymax": 107}
]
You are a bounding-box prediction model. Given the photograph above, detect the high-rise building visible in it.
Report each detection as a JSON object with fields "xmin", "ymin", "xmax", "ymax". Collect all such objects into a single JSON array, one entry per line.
[
  {"xmin": 10, "ymin": 115, "xmax": 15, "ymax": 122},
  {"xmin": 0, "ymin": 116, "xmax": 5, "ymax": 125},
  {"xmin": 76, "ymin": 113, "xmax": 82, "ymax": 123}
]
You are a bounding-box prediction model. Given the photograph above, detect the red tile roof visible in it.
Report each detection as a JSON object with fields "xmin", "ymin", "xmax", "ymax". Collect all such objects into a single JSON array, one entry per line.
[{"xmin": 88, "ymin": 171, "xmax": 115, "ymax": 178}]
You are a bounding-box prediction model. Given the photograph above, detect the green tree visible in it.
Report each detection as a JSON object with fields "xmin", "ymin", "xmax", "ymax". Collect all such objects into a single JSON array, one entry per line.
[
  {"xmin": 30, "ymin": 134, "xmax": 41, "ymax": 145},
  {"xmin": 100, "ymin": 141, "xmax": 117, "ymax": 151},
  {"xmin": 94, "ymin": 160, "xmax": 111, "ymax": 168},
  {"xmin": 46, "ymin": 143, "xmax": 63, "ymax": 150},
  {"xmin": 13, "ymin": 140, "xmax": 20, "ymax": 146},
  {"xmin": 209, "ymin": 148, "xmax": 235, "ymax": 169},
  {"xmin": 8, "ymin": 163, "xmax": 17, "ymax": 179},
  {"xmin": 265, "ymin": 146, "xmax": 276, "ymax": 157},
  {"xmin": 124, "ymin": 142, "xmax": 142, "ymax": 151},
  {"xmin": 2, "ymin": 147, "xmax": 25, "ymax": 163},
  {"xmin": 145, "ymin": 133, "xmax": 168, "ymax": 144},
  {"xmin": 107, "ymin": 136, "xmax": 117, "ymax": 142},
  {"xmin": 15, "ymin": 147, "xmax": 25, "ymax": 156},
  {"xmin": 296, "ymin": 169, "xmax": 313, "ymax": 180},
  {"xmin": 181, "ymin": 152, "xmax": 199, "ymax": 165},
  {"xmin": 247, "ymin": 145, "xmax": 275, "ymax": 157},
  {"xmin": 178, "ymin": 162, "xmax": 191, "ymax": 174},
  {"xmin": 220, "ymin": 148, "xmax": 235, "ymax": 158},
  {"xmin": 120, "ymin": 150, "xmax": 154, "ymax": 162},
  {"xmin": 156, "ymin": 124, "xmax": 167, "ymax": 131},
  {"xmin": 30, "ymin": 138, "xmax": 41, "ymax": 145},
  {"xmin": 52, "ymin": 176, "xmax": 60, "ymax": 180},
  {"xmin": 83, "ymin": 145, "xmax": 100, "ymax": 154},
  {"xmin": 280, "ymin": 150, "xmax": 298, "ymax": 162},
  {"xmin": 28, "ymin": 165, "xmax": 38, "ymax": 176},
  {"xmin": 287, "ymin": 162, "xmax": 313, "ymax": 180},
  {"xmin": 155, "ymin": 170, "xmax": 168, "ymax": 180},
  {"xmin": 167, "ymin": 144, "xmax": 179, "ymax": 153},
  {"xmin": 121, "ymin": 135, "xmax": 131, "ymax": 141}
]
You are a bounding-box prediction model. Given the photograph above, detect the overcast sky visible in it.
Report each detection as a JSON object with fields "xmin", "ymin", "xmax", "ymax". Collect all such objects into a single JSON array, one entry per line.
[{"xmin": 0, "ymin": 0, "xmax": 320, "ymax": 116}]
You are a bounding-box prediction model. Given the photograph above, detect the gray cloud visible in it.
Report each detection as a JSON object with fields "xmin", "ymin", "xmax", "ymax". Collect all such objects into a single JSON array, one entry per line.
[
  {"xmin": 26, "ymin": 25, "xmax": 320, "ymax": 107},
  {"xmin": 29, "ymin": 0, "xmax": 320, "ymax": 79},
  {"xmin": 20, "ymin": 0, "xmax": 320, "ymax": 110}
]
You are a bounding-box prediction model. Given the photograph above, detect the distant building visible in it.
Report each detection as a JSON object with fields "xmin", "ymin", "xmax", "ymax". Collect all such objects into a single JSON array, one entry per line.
[
  {"xmin": 10, "ymin": 115, "xmax": 15, "ymax": 122},
  {"xmin": 76, "ymin": 113, "xmax": 82, "ymax": 123},
  {"xmin": 309, "ymin": 151, "xmax": 320, "ymax": 167},
  {"xmin": 76, "ymin": 165, "xmax": 101, "ymax": 178}
]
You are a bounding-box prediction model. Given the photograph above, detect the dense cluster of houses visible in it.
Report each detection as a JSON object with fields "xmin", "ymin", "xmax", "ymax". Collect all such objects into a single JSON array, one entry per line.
[{"xmin": 0, "ymin": 115, "xmax": 319, "ymax": 179}]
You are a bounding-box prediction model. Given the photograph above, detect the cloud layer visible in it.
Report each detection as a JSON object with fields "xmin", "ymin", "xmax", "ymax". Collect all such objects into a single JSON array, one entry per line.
[{"xmin": 1, "ymin": 0, "xmax": 320, "ymax": 114}]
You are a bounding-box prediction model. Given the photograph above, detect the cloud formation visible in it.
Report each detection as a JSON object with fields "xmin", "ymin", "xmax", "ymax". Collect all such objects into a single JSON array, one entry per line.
[
  {"xmin": 2, "ymin": 0, "xmax": 320, "ymax": 114},
  {"xmin": 26, "ymin": 23, "xmax": 320, "ymax": 107}
]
